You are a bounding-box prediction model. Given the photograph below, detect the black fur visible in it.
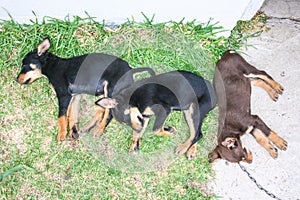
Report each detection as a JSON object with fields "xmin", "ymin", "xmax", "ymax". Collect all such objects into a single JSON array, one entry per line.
[
  {"xmin": 16, "ymin": 38, "xmax": 155, "ymax": 141},
  {"xmin": 96, "ymin": 70, "xmax": 216, "ymax": 158}
]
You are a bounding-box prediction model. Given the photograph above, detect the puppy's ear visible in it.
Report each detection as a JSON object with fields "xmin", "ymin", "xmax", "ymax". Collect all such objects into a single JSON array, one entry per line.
[
  {"xmin": 208, "ymin": 147, "xmax": 221, "ymax": 163},
  {"xmin": 95, "ymin": 97, "xmax": 118, "ymax": 108},
  {"xmin": 37, "ymin": 38, "xmax": 51, "ymax": 56},
  {"xmin": 221, "ymin": 137, "xmax": 237, "ymax": 148}
]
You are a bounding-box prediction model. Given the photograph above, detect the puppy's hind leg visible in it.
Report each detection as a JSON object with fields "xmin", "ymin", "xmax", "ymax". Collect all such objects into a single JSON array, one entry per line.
[
  {"xmin": 94, "ymin": 80, "xmax": 111, "ymax": 136},
  {"xmin": 81, "ymin": 80, "xmax": 111, "ymax": 136},
  {"xmin": 186, "ymin": 101, "xmax": 212, "ymax": 160},
  {"xmin": 94, "ymin": 108, "xmax": 110, "ymax": 137},
  {"xmin": 80, "ymin": 106, "xmax": 105, "ymax": 134},
  {"xmin": 244, "ymin": 73, "xmax": 284, "ymax": 96},
  {"xmin": 152, "ymin": 106, "xmax": 177, "ymax": 137},
  {"xmin": 67, "ymin": 95, "xmax": 81, "ymax": 139},
  {"xmin": 251, "ymin": 79, "xmax": 280, "ymax": 101},
  {"xmin": 175, "ymin": 103, "xmax": 197, "ymax": 156}
]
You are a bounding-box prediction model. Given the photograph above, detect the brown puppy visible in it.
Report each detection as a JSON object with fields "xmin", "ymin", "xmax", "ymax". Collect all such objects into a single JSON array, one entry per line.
[{"xmin": 209, "ymin": 50, "xmax": 288, "ymax": 163}]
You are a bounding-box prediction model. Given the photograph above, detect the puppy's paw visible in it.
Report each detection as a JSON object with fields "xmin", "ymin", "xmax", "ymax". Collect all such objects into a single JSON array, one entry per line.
[
  {"xmin": 57, "ymin": 134, "xmax": 66, "ymax": 143},
  {"xmin": 269, "ymin": 90, "xmax": 279, "ymax": 101},
  {"xmin": 268, "ymin": 145, "xmax": 278, "ymax": 159},
  {"xmin": 129, "ymin": 149, "xmax": 138, "ymax": 155},
  {"xmin": 274, "ymin": 138, "xmax": 288, "ymax": 151},
  {"xmin": 129, "ymin": 140, "xmax": 140, "ymax": 154},
  {"xmin": 155, "ymin": 126, "xmax": 177, "ymax": 137},
  {"xmin": 269, "ymin": 131, "xmax": 288, "ymax": 150},
  {"xmin": 163, "ymin": 126, "xmax": 178, "ymax": 135},
  {"xmin": 280, "ymin": 139, "xmax": 288, "ymax": 151},
  {"xmin": 186, "ymin": 144, "xmax": 197, "ymax": 160},
  {"xmin": 175, "ymin": 143, "xmax": 190, "ymax": 155},
  {"xmin": 274, "ymin": 82, "xmax": 284, "ymax": 95}
]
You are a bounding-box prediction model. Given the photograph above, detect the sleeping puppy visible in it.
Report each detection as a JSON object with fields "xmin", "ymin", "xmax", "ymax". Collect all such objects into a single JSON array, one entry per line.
[
  {"xmin": 16, "ymin": 38, "xmax": 155, "ymax": 141},
  {"xmin": 96, "ymin": 70, "xmax": 216, "ymax": 159},
  {"xmin": 208, "ymin": 50, "xmax": 288, "ymax": 163}
]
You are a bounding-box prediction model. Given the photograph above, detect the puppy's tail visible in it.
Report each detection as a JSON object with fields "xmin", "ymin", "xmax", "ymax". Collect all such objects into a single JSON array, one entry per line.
[{"xmin": 131, "ymin": 67, "xmax": 155, "ymax": 77}]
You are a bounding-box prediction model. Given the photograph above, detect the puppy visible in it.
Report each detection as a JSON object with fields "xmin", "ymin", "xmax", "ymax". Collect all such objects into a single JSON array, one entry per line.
[
  {"xmin": 96, "ymin": 70, "xmax": 216, "ymax": 159},
  {"xmin": 209, "ymin": 50, "xmax": 288, "ymax": 163},
  {"xmin": 16, "ymin": 38, "xmax": 155, "ymax": 141}
]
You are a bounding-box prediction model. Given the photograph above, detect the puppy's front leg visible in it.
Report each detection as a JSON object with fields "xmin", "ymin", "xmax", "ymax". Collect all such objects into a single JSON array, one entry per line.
[
  {"xmin": 129, "ymin": 117, "xmax": 150, "ymax": 154},
  {"xmin": 57, "ymin": 115, "xmax": 68, "ymax": 142},
  {"xmin": 67, "ymin": 95, "xmax": 81, "ymax": 139},
  {"xmin": 252, "ymin": 128, "xmax": 278, "ymax": 159},
  {"xmin": 186, "ymin": 143, "xmax": 197, "ymax": 160},
  {"xmin": 129, "ymin": 130, "xmax": 142, "ymax": 153},
  {"xmin": 268, "ymin": 130, "xmax": 288, "ymax": 151},
  {"xmin": 57, "ymin": 95, "xmax": 72, "ymax": 142}
]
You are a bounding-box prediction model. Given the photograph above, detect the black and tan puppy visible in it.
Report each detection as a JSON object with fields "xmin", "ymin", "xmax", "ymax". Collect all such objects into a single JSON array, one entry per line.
[
  {"xmin": 96, "ymin": 70, "xmax": 216, "ymax": 159},
  {"xmin": 208, "ymin": 50, "xmax": 288, "ymax": 163},
  {"xmin": 16, "ymin": 38, "xmax": 154, "ymax": 142}
]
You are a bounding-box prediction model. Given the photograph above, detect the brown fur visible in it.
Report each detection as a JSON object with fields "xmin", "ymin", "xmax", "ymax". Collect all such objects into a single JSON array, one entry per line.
[{"xmin": 208, "ymin": 50, "xmax": 287, "ymax": 163}]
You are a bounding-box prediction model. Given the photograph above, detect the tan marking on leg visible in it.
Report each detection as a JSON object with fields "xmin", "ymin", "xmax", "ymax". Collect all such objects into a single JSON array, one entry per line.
[
  {"xmin": 57, "ymin": 115, "xmax": 68, "ymax": 142},
  {"xmin": 96, "ymin": 80, "xmax": 110, "ymax": 136},
  {"xmin": 129, "ymin": 130, "xmax": 141, "ymax": 153},
  {"xmin": 244, "ymin": 73, "xmax": 284, "ymax": 94},
  {"xmin": 89, "ymin": 80, "xmax": 110, "ymax": 136},
  {"xmin": 252, "ymin": 128, "xmax": 278, "ymax": 159},
  {"xmin": 175, "ymin": 103, "xmax": 195, "ymax": 155},
  {"xmin": 155, "ymin": 127, "xmax": 177, "ymax": 137},
  {"xmin": 186, "ymin": 143, "xmax": 197, "ymax": 160},
  {"xmin": 176, "ymin": 141, "xmax": 192, "ymax": 156},
  {"xmin": 81, "ymin": 107, "xmax": 105, "ymax": 133},
  {"xmin": 268, "ymin": 130, "xmax": 288, "ymax": 150},
  {"xmin": 95, "ymin": 108, "xmax": 110, "ymax": 137},
  {"xmin": 130, "ymin": 107, "xmax": 143, "ymax": 132},
  {"xmin": 129, "ymin": 118, "xmax": 150, "ymax": 153},
  {"xmin": 67, "ymin": 95, "xmax": 81, "ymax": 138},
  {"xmin": 251, "ymin": 79, "xmax": 279, "ymax": 101}
]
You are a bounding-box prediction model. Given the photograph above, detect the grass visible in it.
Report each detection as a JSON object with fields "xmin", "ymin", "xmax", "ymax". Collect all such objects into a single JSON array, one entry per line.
[{"xmin": 0, "ymin": 12, "xmax": 266, "ymax": 199}]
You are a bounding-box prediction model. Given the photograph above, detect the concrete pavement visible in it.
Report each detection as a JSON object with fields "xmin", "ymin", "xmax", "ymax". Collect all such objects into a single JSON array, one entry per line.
[{"xmin": 210, "ymin": 0, "xmax": 300, "ymax": 199}]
